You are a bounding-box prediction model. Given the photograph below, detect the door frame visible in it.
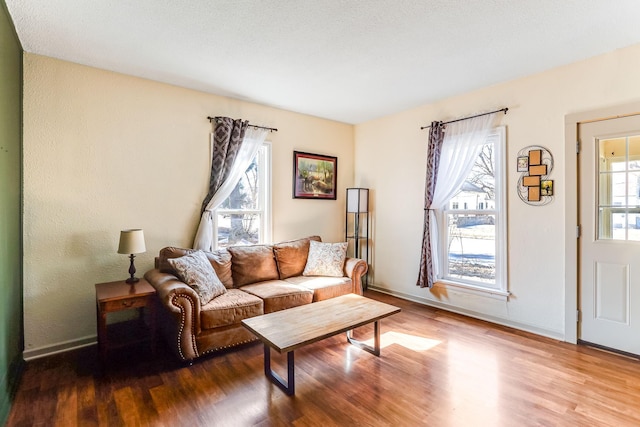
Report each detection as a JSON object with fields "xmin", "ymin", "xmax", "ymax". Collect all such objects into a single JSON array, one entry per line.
[{"xmin": 564, "ymin": 101, "xmax": 640, "ymax": 343}]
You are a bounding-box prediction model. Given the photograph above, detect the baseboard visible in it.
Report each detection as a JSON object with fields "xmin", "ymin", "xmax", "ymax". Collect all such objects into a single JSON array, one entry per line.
[
  {"xmin": 21, "ymin": 287, "xmax": 564, "ymax": 360},
  {"xmin": 577, "ymin": 339, "xmax": 640, "ymax": 360},
  {"xmin": 23, "ymin": 335, "xmax": 96, "ymax": 361},
  {"xmin": 0, "ymin": 354, "xmax": 25, "ymax": 425},
  {"xmin": 368, "ymin": 285, "xmax": 565, "ymax": 341}
]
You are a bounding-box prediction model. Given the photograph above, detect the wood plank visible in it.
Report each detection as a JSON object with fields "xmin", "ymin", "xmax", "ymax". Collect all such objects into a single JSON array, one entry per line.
[
  {"xmin": 53, "ymin": 385, "xmax": 77, "ymax": 427},
  {"xmin": 7, "ymin": 290, "xmax": 640, "ymax": 426}
]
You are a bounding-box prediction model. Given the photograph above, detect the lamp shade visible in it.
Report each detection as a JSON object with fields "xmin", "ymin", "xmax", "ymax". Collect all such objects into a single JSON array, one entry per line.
[
  {"xmin": 117, "ymin": 229, "xmax": 146, "ymax": 254},
  {"xmin": 347, "ymin": 188, "xmax": 369, "ymax": 213}
]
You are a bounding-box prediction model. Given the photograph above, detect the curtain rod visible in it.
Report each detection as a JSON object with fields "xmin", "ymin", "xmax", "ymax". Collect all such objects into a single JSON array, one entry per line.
[
  {"xmin": 420, "ymin": 107, "xmax": 508, "ymax": 130},
  {"xmin": 207, "ymin": 116, "xmax": 278, "ymax": 132}
]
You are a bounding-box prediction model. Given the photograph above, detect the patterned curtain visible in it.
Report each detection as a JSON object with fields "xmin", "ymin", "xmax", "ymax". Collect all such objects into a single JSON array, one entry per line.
[
  {"xmin": 193, "ymin": 117, "xmax": 249, "ymax": 251},
  {"xmin": 417, "ymin": 121, "xmax": 445, "ymax": 288},
  {"xmin": 200, "ymin": 117, "xmax": 248, "ymax": 214}
]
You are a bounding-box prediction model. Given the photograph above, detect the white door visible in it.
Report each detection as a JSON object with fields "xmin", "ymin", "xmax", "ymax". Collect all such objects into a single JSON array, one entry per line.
[{"xmin": 579, "ymin": 115, "xmax": 640, "ymax": 355}]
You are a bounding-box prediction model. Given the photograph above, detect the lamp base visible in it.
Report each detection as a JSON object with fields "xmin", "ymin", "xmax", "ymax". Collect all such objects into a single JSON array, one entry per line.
[{"xmin": 126, "ymin": 254, "xmax": 139, "ymax": 285}]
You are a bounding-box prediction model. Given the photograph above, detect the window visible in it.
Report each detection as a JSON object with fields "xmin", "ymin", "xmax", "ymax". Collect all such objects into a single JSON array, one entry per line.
[
  {"xmin": 213, "ymin": 143, "xmax": 271, "ymax": 249},
  {"xmin": 597, "ymin": 135, "xmax": 640, "ymax": 241},
  {"xmin": 438, "ymin": 127, "xmax": 507, "ymax": 293}
]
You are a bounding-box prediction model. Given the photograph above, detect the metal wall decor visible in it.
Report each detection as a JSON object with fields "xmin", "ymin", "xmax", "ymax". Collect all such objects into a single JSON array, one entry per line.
[{"xmin": 517, "ymin": 145, "xmax": 554, "ymax": 206}]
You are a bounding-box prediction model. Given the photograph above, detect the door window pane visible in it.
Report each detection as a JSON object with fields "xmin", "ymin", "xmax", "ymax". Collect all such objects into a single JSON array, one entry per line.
[
  {"xmin": 629, "ymin": 171, "xmax": 640, "ymax": 206},
  {"xmin": 597, "ymin": 135, "xmax": 640, "ymax": 241}
]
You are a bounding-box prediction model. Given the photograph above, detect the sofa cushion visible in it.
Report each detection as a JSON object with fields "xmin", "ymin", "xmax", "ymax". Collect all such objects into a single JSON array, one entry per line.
[
  {"xmin": 159, "ymin": 246, "xmax": 233, "ymax": 288},
  {"xmin": 200, "ymin": 289, "xmax": 264, "ymax": 329},
  {"xmin": 273, "ymin": 235, "xmax": 322, "ymax": 279},
  {"xmin": 302, "ymin": 241, "xmax": 348, "ymax": 277},
  {"xmin": 228, "ymin": 244, "xmax": 279, "ymax": 287},
  {"xmin": 240, "ymin": 280, "xmax": 313, "ymax": 313},
  {"xmin": 284, "ymin": 276, "xmax": 353, "ymax": 302},
  {"xmin": 167, "ymin": 250, "xmax": 227, "ymax": 304}
]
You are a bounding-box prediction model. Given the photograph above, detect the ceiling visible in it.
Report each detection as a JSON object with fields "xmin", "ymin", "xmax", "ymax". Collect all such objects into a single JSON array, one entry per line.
[{"xmin": 6, "ymin": 0, "xmax": 640, "ymax": 124}]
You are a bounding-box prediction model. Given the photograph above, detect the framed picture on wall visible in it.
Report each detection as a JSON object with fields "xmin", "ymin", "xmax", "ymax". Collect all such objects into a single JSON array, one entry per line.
[
  {"xmin": 529, "ymin": 149, "xmax": 542, "ymax": 165},
  {"xmin": 517, "ymin": 156, "xmax": 529, "ymax": 172},
  {"xmin": 523, "ymin": 175, "xmax": 541, "ymax": 187},
  {"xmin": 541, "ymin": 180, "xmax": 554, "ymax": 196},
  {"xmin": 293, "ymin": 151, "xmax": 338, "ymax": 200},
  {"xmin": 528, "ymin": 186, "xmax": 541, "ymax": 202}
]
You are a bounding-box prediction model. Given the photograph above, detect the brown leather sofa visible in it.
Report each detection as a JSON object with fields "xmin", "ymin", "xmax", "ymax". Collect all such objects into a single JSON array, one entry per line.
[{"xmin": 144, "ymin": 236, "xmax": 368, "ymax": 362}]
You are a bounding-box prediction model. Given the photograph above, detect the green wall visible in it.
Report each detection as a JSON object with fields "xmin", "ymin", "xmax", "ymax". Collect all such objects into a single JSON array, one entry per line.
[{"xmin": 0, "ymin": 1, "xmax": 23, "ymax": 424}]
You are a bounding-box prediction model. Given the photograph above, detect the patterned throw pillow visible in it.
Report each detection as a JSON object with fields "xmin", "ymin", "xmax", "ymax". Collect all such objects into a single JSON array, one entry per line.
[
  {"xmin": 302, "ymin": 241, "xmax": 348, "ymax": 277},
  {"xmin": 167, "ymin": 250, "xmax": 226, "ymax": 304}
]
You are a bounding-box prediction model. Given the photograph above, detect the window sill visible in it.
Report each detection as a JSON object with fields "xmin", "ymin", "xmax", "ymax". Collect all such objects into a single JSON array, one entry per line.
[{"xmin": 434, "ymin": 280, "xmax": 510, "ymax": 301}]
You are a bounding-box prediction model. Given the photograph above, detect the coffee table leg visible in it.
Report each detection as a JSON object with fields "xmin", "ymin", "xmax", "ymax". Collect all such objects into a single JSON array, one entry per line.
[
  {"xmin": 347, "ymin": 320, "xmax": 381, "ymax": 356},
  {"xmin": 264, "ymin": 344, "xmax": 295, "ymax": 396}
]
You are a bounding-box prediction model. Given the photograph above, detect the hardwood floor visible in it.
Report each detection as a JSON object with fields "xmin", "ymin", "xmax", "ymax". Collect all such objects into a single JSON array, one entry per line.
[{"xmin": 7, "ymin": 291, "xmax": 640, "ymax": 426}]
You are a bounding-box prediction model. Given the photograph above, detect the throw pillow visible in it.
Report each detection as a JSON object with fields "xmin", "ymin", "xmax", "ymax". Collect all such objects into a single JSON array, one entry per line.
[
  {"xmin": 302, "ymin": 241, "xmax": 348, "ymax": 277},
  {"xmin": 167, "ymin": 250, "xmax": 226, "ymax": 304},
  {"xmin": 228, "ymin": 244, "xmax": 279, "ymax": 287},
  {"xmin": 273, "ymin": 235, "xmax": 322, "ymax": 279},
  {"xmin": 159, "ymin": 246, "xmax": 233, "ymax": 288}
]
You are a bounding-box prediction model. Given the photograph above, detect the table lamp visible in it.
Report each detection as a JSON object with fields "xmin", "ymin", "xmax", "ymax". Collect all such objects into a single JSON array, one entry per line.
[{"xmin": 117, "ymin": 229, "xmax": 146, "ymax": 284}]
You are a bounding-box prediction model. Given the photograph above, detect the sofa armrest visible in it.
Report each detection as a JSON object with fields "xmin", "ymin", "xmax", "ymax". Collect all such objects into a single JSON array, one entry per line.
[
  {"xmin": 144, "ymin": 269, "xmax": 201, "ymax": 361},
  {"xmin": 344, "ymin": 257, "xmax": 368, "ymax": 295}
]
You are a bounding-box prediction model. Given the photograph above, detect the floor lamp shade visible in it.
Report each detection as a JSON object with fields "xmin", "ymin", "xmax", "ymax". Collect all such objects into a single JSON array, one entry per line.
[
  {"xmin": 347, "ymin": 188, "xmax": 369, "ymax": 213},
  {"xmin": 118, "ymin": 229, "xmax": 146, "ymax": 255}
]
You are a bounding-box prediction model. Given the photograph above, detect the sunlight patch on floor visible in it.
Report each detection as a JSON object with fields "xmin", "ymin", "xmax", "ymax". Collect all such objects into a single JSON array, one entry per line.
[
  {"xmin": 359, "ymin": 331, "xmax": 442, "ymax": 352},
  {"xmin": 447, "ymin": 339, "xmax": 501, "ymax": 424},
  {"xmin": 345, "ymin": 331, "xmax": 441, "ymax": 371}
]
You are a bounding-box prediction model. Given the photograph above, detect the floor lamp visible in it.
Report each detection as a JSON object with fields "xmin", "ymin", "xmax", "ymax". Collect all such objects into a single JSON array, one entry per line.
[{"xmin": 346, "ymin": 188, "xmax": 369, "ymax": 289}]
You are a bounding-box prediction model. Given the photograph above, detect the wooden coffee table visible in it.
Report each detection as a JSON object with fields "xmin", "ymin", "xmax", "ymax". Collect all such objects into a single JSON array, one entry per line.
[{"xmin": 241, "ymin": 293, "xmax": 401, "ymax": 395}]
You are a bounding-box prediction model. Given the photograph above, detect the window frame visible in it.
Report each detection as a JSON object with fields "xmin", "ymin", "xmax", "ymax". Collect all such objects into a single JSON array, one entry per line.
[
  {"xmin": 436, "ymin": 126, "xmax": 509, "ymax": 299},
  {"xmin": 597, "ymin": 136, "xmax": 640, "ymax": 242},
  {"xmin": 212, "ymin": 141, "xmax": 272, "ymax": 250}
]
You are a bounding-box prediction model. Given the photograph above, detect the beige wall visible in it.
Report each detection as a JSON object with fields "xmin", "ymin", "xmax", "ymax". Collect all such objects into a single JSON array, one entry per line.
[
  {"xmin": 355, "ymin": 43, "xmax": 640, "ymax": 339},
  {"xmin": 23, "ymin": 54, "xmax": 354, "ymax": 357},
  {"xmin": 24, "ymin": 42, "xmax": 640, "ymax": 355}
]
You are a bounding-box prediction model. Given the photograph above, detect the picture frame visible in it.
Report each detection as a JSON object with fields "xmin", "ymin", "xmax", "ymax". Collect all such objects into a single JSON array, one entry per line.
[
  {"xmin": 523, "ymin": 175, "xmax": 541, "ymax": 187},
  {"xmin": 529, "ymin": 164, "xmax": 548, "ymax": 176},
  {"xmin": 293, "ymin": 151, "xmax": 338, "ymax": 200},
  {"xmin": 529, "ymin": 149, "xmax": 542, "ymax": 166},
  {"xmin": 541, "ymin": 180, "xmax": 554, "ymax": 196},
  {"xmin": 517, "ymin": 156, "xmax": 529, "ymax": 172},
  {"xmin": 528, "ymin": 186, "xmax": 541, "ymax": 202}
]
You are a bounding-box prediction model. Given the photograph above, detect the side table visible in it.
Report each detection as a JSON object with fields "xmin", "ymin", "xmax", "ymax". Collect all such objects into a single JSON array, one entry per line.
[{"xmin": 95, "ymin": 278, "xmax": 157, "ymax": 365}]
